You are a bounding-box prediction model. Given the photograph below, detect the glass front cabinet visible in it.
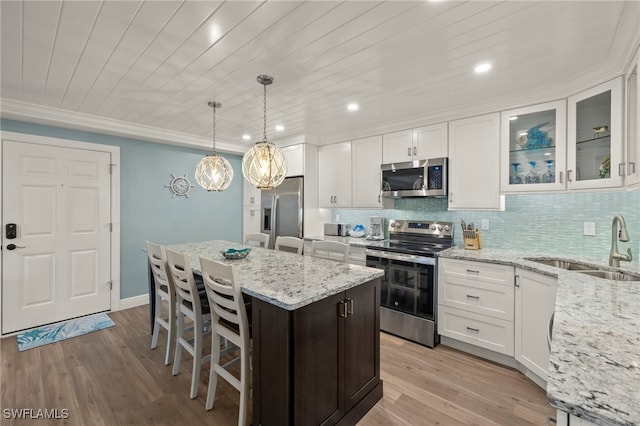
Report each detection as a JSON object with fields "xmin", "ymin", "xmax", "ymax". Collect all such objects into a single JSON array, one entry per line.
[
  {"xmin": 567, "ymin": 77, "xmax": 623, "ymax": 189},
  {"xmin": 501, "ymin": 100, "xmax": 567, "ymax": 192},
  {"xmin": 625, "ymin": 50, "xmax": 638, "ymax": 187}
]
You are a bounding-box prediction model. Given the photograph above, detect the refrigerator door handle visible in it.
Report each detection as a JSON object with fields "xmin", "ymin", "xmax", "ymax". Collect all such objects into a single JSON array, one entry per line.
[{"xmin": 270, "ymin": 195, "xmax": 279, "ymax": 249}]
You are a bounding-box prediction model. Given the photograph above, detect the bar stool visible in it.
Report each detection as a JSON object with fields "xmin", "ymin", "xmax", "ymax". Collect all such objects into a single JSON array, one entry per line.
[
  {"xmin": 274, "ymin": 236, "xmax": 304, "ymax": 255},
  {"xmin": 200, "ymin": 257, "xmax": 250, "ymax": 426},
  {"xmin": 165, "ymin": 248, "xmax": 211, "ymax": 399},
  {"xmin": 309, "ymin": 240, "xmax": 349, "ymax": 263},
  {"xmin": 145, "ymin": 241, "xmax": 176, "ymax": 366}
]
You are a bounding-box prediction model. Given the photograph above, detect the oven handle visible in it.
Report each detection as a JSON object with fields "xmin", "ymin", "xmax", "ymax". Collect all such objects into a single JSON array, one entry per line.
[{"xmin": 365, "ymin": 249, "xmax": 436, "ymax": 265}]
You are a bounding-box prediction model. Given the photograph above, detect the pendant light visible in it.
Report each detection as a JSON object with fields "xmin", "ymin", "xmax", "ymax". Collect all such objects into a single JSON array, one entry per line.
[
  {"xmin": 242, "ymin": 75, "xmax": 287, "ymax": 189},
  {"xmin": 195, "ymin": 101, "xmax": 234, "ymax": 191}
]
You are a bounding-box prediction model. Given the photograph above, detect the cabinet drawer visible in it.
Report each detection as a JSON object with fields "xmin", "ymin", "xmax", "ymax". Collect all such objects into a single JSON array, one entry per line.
[
  {"xmin": 438, "ymin": 306, "xmax": 514, "ymax": 356},
  {"xmin": 438, "ymin": 275, "xmax": 514, "ymax": 321},
  {"xmin": 439, "ymin": 258, "xmax": 513, "ymax": 286}
]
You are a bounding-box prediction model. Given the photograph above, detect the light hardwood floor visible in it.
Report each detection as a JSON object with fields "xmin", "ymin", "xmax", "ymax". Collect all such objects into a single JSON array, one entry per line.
[{"xmin": 0, "ymin": 305, "xmax": 554, "ymax": 425}]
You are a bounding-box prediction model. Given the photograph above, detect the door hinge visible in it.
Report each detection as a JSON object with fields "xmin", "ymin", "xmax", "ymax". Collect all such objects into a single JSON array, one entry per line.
[{"xmin": 108, "ymin": 281, "xmax": 113, "ymax": 290}]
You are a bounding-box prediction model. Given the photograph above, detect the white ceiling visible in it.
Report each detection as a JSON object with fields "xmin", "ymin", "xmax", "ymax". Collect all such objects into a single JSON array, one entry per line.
[{"xmin": 1, "ymin": 1, "xmax": 639, "ymax": 155}]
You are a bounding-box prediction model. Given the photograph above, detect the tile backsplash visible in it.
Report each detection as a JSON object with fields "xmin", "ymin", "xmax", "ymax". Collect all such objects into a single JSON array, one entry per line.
[{"xmin": 333, "ymin": 190, "xmax": 640, "ymax": 265}]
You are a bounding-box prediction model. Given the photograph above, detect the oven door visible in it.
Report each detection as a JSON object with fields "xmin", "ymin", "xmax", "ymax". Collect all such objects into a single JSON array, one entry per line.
[{"xmin": 366, "ymin": 251, "xmax": 435, "ymax": 320}]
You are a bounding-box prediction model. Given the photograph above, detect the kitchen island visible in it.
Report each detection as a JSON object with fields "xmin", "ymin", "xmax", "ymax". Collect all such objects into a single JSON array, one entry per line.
[
  {"xmin": 164, "ymin": 240, "xmax": 385, "ymax": 426},
  {"xmin": 439, "ymin": 248, "xmax": 640, "ymax": 426}
]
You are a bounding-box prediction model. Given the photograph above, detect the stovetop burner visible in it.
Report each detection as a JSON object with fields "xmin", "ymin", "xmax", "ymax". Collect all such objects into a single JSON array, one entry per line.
[{"xmin": 366, "ymin": 219, "xmax": 454, "ymax": 257}]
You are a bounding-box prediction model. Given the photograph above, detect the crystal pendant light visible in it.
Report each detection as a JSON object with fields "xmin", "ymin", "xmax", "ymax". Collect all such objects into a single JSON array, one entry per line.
[
  {"xmin": 195, "ymin": 101, "xmax": 234, "ymax": 191},
  {"xmin": 242, "ymin": 75, "xmax": 287, "ymax": 189}
]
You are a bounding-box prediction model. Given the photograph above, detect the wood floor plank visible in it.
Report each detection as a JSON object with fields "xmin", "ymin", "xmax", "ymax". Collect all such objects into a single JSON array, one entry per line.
[{"xmin": 0, "ymin": 305, "xmax": 554, "ymax": 425}]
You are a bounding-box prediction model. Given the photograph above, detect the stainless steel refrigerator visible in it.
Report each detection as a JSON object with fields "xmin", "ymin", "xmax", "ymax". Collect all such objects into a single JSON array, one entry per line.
[{"xmin": 261, "ymin": 176, "xmax": 303, "ymax": 249}]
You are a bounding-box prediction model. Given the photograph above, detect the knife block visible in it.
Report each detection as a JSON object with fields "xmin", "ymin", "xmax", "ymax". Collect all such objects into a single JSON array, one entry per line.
[{"xmin": 463, "ymin": 230, "xmax": 482, "ymax": 250}]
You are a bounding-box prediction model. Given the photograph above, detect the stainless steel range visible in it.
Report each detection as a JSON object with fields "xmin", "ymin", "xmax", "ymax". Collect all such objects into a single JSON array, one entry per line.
[{"xmin": 365, "ymin": 219, "xmax": 453, "ymax": 348}]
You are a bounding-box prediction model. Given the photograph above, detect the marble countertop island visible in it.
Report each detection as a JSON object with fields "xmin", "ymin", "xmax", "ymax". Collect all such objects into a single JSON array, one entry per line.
[
  {"xmin": 166, "ymin": 240, "xmax": 384, "ymax": 311},
  {"xmin": 439, "ymin": 248, "xmax": 640, "ymax": 426}
]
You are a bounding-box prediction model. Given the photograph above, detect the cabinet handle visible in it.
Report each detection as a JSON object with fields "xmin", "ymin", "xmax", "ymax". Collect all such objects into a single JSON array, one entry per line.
[
  {"xmin": 413, "ymin": 146, "xmax": 417, "ymax": 156},
  {"xmin": 619, "ymin": 163, "xmax": 625, "ymax": 177},
  {"xmin": 466, "ymin": 326, "xmax": 479, "ymax": 333},
  {"xmin": 407, "ymin": 147, "xmax": 411, "ymax": 157},
  {"xmin": 515, "ymin": 274, "xmax": 520, "ymax": 288},
  {"xmin": 567, "ymin": 169, "xmax": 573, "ymax": 182},
  {"xmin": 559, "ymin": 171, "xmax": 563, "ymax": 184},
  {"xmin": 449, "ymin": 192, "xmax": 453, "ymax": 202},
  {"xmin": 338, "ymin": 301, "xmax": 347, "ymax": 318},
  {"xmin": 378, "ymin": 194, "xmax": 381, "ymax": 203},
  {"xmin": 346, "ymin": 298, "xmax": 354, "ymax": 316},
  {"xmin": 629, "ymin": 162, "xmax": 636, "ymax": 174},
  {"xmin": 466, "ymin": 269, "xmax": 480, "ymax": 274},
  {"xmin": 546, "ymin": 415, "xmax": 557, "ymax": 425},
  {"xmin": 334, "ymin": 195, "xmax": 337, "ymax": 204},
  {"xmin": 466, "ymin": 294, "xmax": 479, "ymax": 300},
  {"xmin": 250, "ymin": 210, "xmax": 255, "ymax": 217}
]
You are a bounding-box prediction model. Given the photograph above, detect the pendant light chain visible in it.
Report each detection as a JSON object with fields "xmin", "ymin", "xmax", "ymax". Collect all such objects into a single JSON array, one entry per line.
[
  {"xmin": 212, "ymin": 101, "xmax": 217, "ymax": 154},
  {"xmin": 263, "ymin": 82, "xmax": 268, "ymax": 142}
]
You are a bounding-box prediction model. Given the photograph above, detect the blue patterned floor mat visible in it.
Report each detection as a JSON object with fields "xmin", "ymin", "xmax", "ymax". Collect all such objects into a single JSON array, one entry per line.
[{"xmin": 16, "ymin": 313, "xmax": 115, "ymax": 351}]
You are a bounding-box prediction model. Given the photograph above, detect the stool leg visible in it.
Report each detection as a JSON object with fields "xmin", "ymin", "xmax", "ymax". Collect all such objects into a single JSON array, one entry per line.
[
  {"xmin": 205, "ymin": 332, "xmax": 221, "ymax": 411},
  {"xmin": 164, "ymin": 297, "xmax": 177, "ymax": 366},
  {"xmin": 151, "ymin": 294, "xmax": 162, "ymax": 349},
  {"xmin": 190, "ymin": 317, "xmax": 203, "ymax": 399},
  {"xmin": 172, "ymin": 307, "xmax": 184, "ymax": 376}
]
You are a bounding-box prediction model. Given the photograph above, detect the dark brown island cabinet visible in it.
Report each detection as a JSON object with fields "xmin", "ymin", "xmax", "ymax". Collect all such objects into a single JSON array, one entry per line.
[{"xmin": 252, "ymin": 277, "xmax": 383, "ymax": 426}]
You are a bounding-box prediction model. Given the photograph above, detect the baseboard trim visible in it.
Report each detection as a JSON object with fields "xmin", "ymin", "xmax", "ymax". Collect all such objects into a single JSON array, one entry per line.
[{"xmin": 117, "ymin": 294, "xmax": 149, "ymax": 311}]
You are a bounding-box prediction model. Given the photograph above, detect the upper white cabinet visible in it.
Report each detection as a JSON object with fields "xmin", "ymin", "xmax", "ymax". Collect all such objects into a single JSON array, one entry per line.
[
  {"xmin": 281, "ymin": 144, "xmax": 305, "ymax": 177},
  {"xmin": 567, "ymin": 77, "xmax": 624, "ymax": 189},
  {"xmin": 382, "ymin": 123, "xmax": 447, "ymax": 163},
  {"xmin": 448, "ymin": 113, "xmax": 504, "ymax": 211},
  {"xmin": 352, "ymin": 135, "xmax": 384, "ymax": 208},
  {"xmin": 625, "ymin": 50, "xmax": 639, "ymax": 187},
  {"xmin": 318, "ymin": 142, "xmax": 352, "ymax": 208},
  {"xmin": 501, "ymin": 100, "xmax": 567, "ymax": 192}
]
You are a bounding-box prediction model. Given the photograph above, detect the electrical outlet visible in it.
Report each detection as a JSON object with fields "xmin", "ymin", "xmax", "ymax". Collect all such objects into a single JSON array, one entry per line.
[
  {"xmin": 584, "ymin": 222, "xmax": 596, "ymax": 236},
  {"xmin": 481, "ymin": 219, "xmax": 489, "ymax": 230},
  {"xmin": 335, "ymin": 214, "xmax": 340, "ymax": 222}
]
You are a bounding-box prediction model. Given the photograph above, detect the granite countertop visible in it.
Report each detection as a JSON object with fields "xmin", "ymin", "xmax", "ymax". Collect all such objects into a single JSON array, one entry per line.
[
  {"xmin": 304, "ymin": 234, "xmax": 386, "ymax": 247},
  {"xmin": 166, "ymin": 240, "xmax": 384, "ymax": 311},
  {"xmin": 439, "ymin": 247, "xmax": 640, "ymax": 426}
]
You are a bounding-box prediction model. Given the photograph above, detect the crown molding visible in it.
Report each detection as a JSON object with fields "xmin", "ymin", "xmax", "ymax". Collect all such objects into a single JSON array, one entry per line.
[{"xmin": 0, "ymin": 98, "xmax": 246, "ymax": 155}]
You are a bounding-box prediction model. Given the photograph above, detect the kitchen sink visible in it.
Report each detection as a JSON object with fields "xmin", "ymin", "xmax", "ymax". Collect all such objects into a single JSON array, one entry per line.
[
  {"xmin": 524, "ymin": 257, "xmax": 597, "ymax": 271},
  {"xmin": 577, "ymin": 270, "xmax": 640, "ymax": 281}
]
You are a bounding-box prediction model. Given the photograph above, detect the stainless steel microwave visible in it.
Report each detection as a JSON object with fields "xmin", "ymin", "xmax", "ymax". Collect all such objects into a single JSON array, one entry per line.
[{"xmin": 380, "ymin": 157, "xmax": 448, "ymax": 198}]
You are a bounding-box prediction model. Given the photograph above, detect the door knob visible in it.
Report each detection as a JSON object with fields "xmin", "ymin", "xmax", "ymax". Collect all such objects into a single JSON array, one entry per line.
[{"xmin": 6, "ymin": 244, "xmax": 25, "ymax": 250}]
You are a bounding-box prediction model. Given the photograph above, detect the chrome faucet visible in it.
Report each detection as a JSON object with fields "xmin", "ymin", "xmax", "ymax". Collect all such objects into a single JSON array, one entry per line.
[{"xmin": 609, "ymin": 214, "xmax": 632, "ymax": 267}]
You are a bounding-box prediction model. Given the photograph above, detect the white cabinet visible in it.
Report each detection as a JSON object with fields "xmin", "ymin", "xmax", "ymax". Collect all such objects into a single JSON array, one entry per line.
[
  {"xmin": 567, "ymin": 77, "xmax": 624, "ymax": 189},
  {"xmin": 318, "ymin": 142, "xmax": 352, "ymax": 208},
  {"xmin": 448, "ymin": 113, "xmax": 504, "ymax": 210},
  {"xmin": 413, "ymin": 123, "xmax": 448, "ymax": 158},
  {"xmin": 352, "ymin": 135, "xmax": 384, "ymax": 208},
  {"xmin": 382, "ymin": 123, "xmax": 447, "ymax": 163},
  {"xmin": 625, "ymin": 50, "xmax": 639, "ymax": 187},
  {"xmin": 555, "ymin": 410, "xmax": 599, "ymax": 426},
  {"xmin": 514, "ymin": 268, "xmax": 557, "ymax": 383},
  {"xmin": 281, "ymin": 144, "xmax": 305, "ymax": 177},
  {"xmin": 382, "ymin": 129, "xmax": 413, "ymax": 163},
  {"xmin": 243, "ymin": 178, "xmax": 261, "ymax": 207},
  {"xmin": 243, "ymin": 206, "xmax": 261, "ymax": 236},
  {"xmin": 438, "ymin": 258, "xmax": 515, "ymax": 356},
  {"xmin": 501, "ymin": 100, "xmax": 567, "ymax": 192}
]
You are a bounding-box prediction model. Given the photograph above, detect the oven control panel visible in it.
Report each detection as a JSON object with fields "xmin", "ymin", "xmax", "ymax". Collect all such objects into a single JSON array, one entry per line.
[{"xmin": 388, "ymin": 219, "xmax": 453, "ymax": 237}]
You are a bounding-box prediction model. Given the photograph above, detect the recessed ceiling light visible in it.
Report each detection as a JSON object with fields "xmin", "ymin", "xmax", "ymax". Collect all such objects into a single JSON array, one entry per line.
[
  {"xmin": 275, "ymin": 124, "xmax": 285, "ymax": 131},
  {"xmin": 474, "ymin": 62, "xmax": 492, "ymax": 74},
  {"xmin": 347, "ymin": 103, "xmax": 359, "ymax": 111},
  {"xmin": 509, "ymin": 116, "xmax": 518, "ymax": 121},
  {"xmin": 242, "ymin": 134, "xmax": 251, "ymax": 141}
]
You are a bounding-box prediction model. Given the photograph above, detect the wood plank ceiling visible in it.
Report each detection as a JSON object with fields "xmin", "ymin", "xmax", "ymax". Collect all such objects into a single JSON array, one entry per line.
[{"xmin": 1, "ymin": 1, "xmax": 638, "ymax": 154}]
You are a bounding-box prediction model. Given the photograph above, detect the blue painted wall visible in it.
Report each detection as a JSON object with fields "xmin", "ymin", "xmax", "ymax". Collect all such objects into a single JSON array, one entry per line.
[
  {"xmin": 1, "ymin": 119, "xmax": 243, "ymax": 298},
  {"xmin": 334, "ymin": 191, "xmax": 640, "ymax": 265}
]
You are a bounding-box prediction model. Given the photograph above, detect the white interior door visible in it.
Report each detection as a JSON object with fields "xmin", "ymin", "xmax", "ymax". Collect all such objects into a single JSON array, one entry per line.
[{"xmin": 2, "ymin": 141, "xmax": 112, "ymax": 333}]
